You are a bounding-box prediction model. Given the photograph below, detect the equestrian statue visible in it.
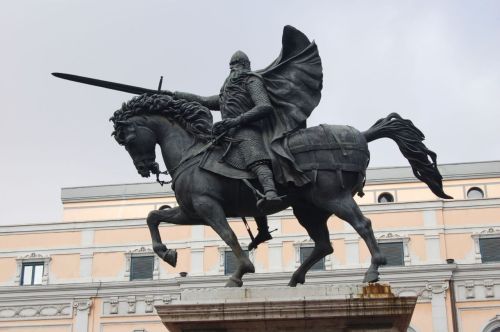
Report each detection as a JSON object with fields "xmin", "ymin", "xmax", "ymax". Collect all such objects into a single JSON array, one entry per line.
[{"xmin": 53, "ymin": 25, "xmax": 452, "ymax": 287}]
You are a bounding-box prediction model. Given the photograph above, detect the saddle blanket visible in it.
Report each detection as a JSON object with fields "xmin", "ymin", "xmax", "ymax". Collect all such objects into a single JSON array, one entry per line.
[{"xmin": 198, "ymin": 124, "xmax": 370, "ymax": 180}]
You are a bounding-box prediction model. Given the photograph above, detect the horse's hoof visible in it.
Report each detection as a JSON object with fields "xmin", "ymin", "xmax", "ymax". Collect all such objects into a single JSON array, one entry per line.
[
  {"xmin": 163, "ymin": 249, "xmax": 177, "ymax": 267},
  {"xmin": 288, "ymin": 272, "xmax": 305, "ymax": 287},
  {"xmin": 225, "ymin": 276, "xmax": 243, "ymax": 287},
  {"xmin": 242, "ymin": 261, "xmax": 255, "ymax": 274},
  {"xmin": 363, "ymin": 271, "xmax": 380, "ymax": 283}
]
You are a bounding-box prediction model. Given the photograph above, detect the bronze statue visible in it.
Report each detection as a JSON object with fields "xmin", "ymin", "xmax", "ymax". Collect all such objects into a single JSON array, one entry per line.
[{"xmin": 53, "ymin": 25, "xmax": 452, "ymax": 288}]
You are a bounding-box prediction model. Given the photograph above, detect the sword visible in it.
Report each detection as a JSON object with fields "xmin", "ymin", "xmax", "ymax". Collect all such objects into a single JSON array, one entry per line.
[{"xmin": 52, "ymin": 72, "xmax": 171, "ymax": 96}]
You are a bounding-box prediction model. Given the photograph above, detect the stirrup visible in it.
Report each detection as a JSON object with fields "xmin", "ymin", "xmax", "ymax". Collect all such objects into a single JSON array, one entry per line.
[{"xmin": 248, "ymin": 231, "xmax": 273, "ymax": 251}]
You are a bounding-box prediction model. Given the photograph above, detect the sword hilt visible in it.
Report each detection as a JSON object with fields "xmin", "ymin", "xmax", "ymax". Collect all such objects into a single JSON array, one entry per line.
[{"xmin": 158, "ymin": 76, "xmax": 163, "ymax": 91}]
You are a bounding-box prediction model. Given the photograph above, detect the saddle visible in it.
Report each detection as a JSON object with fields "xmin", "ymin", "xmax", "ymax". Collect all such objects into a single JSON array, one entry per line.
[{"xmin": 197, "ymin": 124, "xmax": 369, "ymax": 183}]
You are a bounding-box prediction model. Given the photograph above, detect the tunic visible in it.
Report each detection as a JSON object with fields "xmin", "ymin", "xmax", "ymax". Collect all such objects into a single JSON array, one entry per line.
[{"xmin": 175, "ymin": 70, "xmax": 273, "ymax": 170}]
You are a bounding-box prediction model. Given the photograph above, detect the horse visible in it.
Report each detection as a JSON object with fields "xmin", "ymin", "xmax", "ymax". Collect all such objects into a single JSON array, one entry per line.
[{"xmin": 110, "ymin": 93, "xmax": 452, "ymax": 287}]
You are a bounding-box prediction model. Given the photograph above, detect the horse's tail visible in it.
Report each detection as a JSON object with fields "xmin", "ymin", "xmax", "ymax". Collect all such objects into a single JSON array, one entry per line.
[{"xmin": 362, "ymin": 113, "xmax": 453, "ymax": 199}]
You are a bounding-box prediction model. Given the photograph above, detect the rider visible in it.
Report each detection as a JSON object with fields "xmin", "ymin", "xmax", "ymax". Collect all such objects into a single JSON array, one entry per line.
[
  {"xmin": 170, "ymin": 26, "xmax": 322, "ymax": 250},
  {"xmin": 172, "ymin": 50, "xmax": 279, "ymax": 248}
]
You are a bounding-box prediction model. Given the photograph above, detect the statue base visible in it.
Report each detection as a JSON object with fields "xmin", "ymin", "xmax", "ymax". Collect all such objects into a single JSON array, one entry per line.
[{"xmin": 155, "ymin": 283, "xmax": 417, "ymax": 332}]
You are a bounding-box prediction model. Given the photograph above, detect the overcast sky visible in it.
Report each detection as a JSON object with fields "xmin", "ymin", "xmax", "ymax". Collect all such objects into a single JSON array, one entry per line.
[{"xmin": 1, "ymin": 0, "xmax": 499, "ymax": 225}]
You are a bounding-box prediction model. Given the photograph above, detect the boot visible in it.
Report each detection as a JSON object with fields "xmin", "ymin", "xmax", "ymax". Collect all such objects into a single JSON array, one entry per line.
[
  {"xmin": 248, "ymin": 217, "xmax": 272, "ymax": 250},
  {"xmin": 250, "ymin": 163, "xmax": 282, "ymax": 212}
]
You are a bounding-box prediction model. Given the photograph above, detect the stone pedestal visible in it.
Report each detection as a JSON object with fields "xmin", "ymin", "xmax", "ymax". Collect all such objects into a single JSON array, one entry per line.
[{"xmin": 156, "ymin": 284, "xmax": 417, "ymax": 332}]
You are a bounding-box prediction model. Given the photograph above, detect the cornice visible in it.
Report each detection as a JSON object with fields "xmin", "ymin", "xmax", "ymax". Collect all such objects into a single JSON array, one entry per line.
[
  {"xmin": 2, "ymin": 198, "xmax": 500, "ymax": 235},
  {"xmin": 365, "ymin": 160, "xmax": 500, "ymax": 185},
  {"xmin": 1, "ymin": 263, "xmax": 499, "ymax": 309},
  {"xmin": 453, "ymin": 262, "xmax": 500, "ymax": 279},
  {"xmin": 0, "ymin": 263, "xmax": 472, "ymax": 302},
  {"xmin": 60, "ymin": 161, "xmax": 500, "ymax": 203},
  {"xmin": 61, "ymin": 182, "xmax": 173, "ymax": 203}
]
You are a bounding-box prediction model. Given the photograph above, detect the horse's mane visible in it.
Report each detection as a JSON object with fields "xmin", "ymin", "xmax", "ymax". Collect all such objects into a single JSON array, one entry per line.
[{"xmin": 110, "ymin": 94, "xmax": 213, "ymax": 141}]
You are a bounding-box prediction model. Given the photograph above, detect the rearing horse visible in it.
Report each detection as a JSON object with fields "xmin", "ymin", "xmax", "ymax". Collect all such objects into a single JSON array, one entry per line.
[{"xmin": 110, "ymin": 94, "xmax": 452, "ymax": 287}]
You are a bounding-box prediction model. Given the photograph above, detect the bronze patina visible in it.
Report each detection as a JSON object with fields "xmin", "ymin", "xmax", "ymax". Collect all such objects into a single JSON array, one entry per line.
[{"xmin": 54, "ymin": 25, "xmax": 452, "ymax": 288}]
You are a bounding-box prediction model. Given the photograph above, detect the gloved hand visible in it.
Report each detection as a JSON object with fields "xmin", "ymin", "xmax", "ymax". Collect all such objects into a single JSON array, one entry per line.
[{"xmin": 212, "ymin": 117, "xmax": 241, "ymax": 135}]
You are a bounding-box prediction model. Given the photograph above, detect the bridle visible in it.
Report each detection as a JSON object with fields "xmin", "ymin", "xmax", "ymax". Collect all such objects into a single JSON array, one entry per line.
[
  {"xmin": 155, "ymin": 130, "xmax": 238, "ymax": 186},
  {"xmin": 120, "ymin": 123, "xmax": 173, "ymax": 186},
  {"xmin": 128, "ymin": 123, "xmax": 231, "ymax": 187}
]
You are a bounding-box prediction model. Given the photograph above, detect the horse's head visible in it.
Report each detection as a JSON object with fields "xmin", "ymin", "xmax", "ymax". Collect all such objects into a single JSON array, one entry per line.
[
  {"xmin": 112, "ymin": 116, "xmax": 160, "ymax": 178},
  {"xmin": 110, "ymin": 93, "xmax": 213, "ymax": 179}
]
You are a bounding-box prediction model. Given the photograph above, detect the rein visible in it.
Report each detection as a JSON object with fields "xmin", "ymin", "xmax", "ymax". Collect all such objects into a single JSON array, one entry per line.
[{"xmin": 153, "ymin": 130, "xmax": 234, "ymax": 186}]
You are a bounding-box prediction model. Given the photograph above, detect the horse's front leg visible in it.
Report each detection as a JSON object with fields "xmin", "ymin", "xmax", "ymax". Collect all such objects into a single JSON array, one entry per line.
[
  {"xmin": 146, "ymin": 206, "xmax": 204, "ymax": 267},
  {"xmin": 194, "ymin": 197, "xmax": 254, "ymax": 287}
]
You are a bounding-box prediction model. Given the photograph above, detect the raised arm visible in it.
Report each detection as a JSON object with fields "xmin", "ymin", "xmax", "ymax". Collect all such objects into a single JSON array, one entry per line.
[{"xmin": 173, "ymin": 91, "xmax": 220, "ymax": 111}]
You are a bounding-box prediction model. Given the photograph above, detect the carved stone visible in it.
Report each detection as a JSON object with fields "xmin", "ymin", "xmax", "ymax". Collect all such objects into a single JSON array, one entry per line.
[
  {"xmin": 73, "ymin": 298, "xmax": 92, "ymax": 314},
  {"xmin": 485, "ymin": 279, "xmax": 495, "ymax": 298},
  {"xmin": 127, "ymin": 296, "xmax": 136, "ymax": 314},
  {"xmin": 465, "ymin": 280, "xmax": 475, "ymax": 299},
  {"xmin": 156, "ymin": 284, "xmax": 417, "ymax": 332},
  {"xmin": 0, "ymin": 303, "xmax": 71, "ymax": 319},
  {"xmin": 109, "ymin": 297, "xmax": 119, "ymax": 314},
  {"xmin": 145, "ymin": 296, "xmax": 154, "ymax": 313}
]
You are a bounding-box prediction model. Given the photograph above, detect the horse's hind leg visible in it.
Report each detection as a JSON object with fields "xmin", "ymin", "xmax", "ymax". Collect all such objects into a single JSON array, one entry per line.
[
  {"xmin": 324, "ymin": 194, "xmax": 386, "ymax": 283},
  {"xmin": 288, "ymin": 205, "xmax": 332, "ymax": 287},
  {"xmin": 147, "ymin": 206, "xmax": 205, "ymax": 267}
]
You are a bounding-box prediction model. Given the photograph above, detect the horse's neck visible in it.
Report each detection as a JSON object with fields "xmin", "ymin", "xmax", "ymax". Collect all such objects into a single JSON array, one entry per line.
[{"xmin": 152, "ymin": 116, "xmax": 198, "ymax": 172}]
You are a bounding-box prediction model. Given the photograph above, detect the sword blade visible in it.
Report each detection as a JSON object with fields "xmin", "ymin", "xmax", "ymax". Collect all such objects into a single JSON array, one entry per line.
[{"xmin": 52, "ymin": 72, "xmax": 160, "ymax": 95}]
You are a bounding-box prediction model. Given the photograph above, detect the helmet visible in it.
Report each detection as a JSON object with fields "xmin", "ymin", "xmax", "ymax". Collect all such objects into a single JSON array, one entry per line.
[{"xmin": 229, "ymin": 50, "xmax": 250, "ymax": 69}]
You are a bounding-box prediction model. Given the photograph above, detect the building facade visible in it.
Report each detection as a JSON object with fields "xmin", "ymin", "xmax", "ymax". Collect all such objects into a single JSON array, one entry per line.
[{"xmin": 1, "ymin": 161, "xmax": 500, "ymax": 332}]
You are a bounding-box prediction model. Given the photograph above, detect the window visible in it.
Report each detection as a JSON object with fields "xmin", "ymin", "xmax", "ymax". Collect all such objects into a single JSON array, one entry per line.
[
  {"xmin": 125, "ymin": 247, "xmax": 159, "ymax": 281},
  {"xmin": 300, "ymin": 246, "xmax": 325, "ymax": 271},
  {"xmin": 292, "ymin": 240, "xmax": 332, "ymax": 270},
  {"xmin": 378, "ymin": 192, "xmax": 394, "ymax": 203},
  {"xmin": 482, "ymin": 314, "xmax": 500, "ymax": 332},
  {"xmin": 467, "ymin": 187, "xmax": 484, "ymax": 199},
  {"xmin": 479, "ymin": 238, "xmax": 500, "ymax": 263},
  {"xmin": 379, "ymin": 242, "xmax": 404, "ymax": 266},
  {"xmin": 130, "ymin": 256, "xmax": 154, "ymax": 281},
  {"xmin": 224, "ymin": 250, "xmax": 248, "ymax": 275},
  {"xmin": 21, "ymin": 262, "xmax": 44, "ymax": 285},
  {"xmin": 16, "ymin": 253, "xmax": 50, "ymax": 286}
]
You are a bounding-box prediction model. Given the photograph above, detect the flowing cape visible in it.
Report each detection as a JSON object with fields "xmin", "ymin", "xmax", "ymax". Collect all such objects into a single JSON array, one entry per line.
[{"xmin": 254, "ymin": 25, "xmax": 323, "ymax": 186}]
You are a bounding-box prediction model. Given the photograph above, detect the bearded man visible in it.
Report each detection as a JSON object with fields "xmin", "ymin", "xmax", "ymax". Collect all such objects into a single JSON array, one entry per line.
[
  {"xmin": 173, "ymin": 50, "xmax": 282, "ymax": 212},
  {"xmin": 172, "ymin": 26, "xmax": 323, "ymax": 248}
]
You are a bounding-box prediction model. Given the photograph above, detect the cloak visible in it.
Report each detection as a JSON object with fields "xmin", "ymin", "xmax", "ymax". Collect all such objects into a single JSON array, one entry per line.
[{"xmin": 254, "ymin": 25, "xmax": 323, "ymax": 186}]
